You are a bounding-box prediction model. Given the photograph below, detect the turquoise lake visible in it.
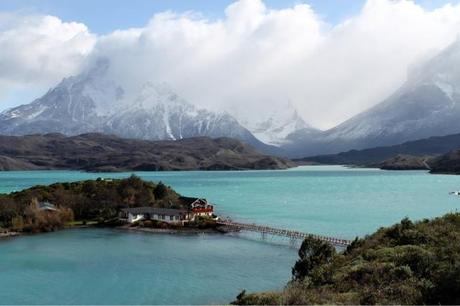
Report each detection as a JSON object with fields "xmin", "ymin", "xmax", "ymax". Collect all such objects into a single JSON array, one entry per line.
[{"xmin": 1, "ymin": 166, "xmax": 460, "ymax": 304}]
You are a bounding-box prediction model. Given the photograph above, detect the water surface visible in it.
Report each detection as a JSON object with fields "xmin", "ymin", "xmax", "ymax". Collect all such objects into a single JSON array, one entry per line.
[
  {"xmin": 1, "ymin": 166, "xmax": 459, "ymax": 238},
  {"xmin": 1, "ymin": 166, "xmax": 460, "ymax": 304},
  {"xmin": 0, "ymin": 229, "xmax": 295, "ymax": 305}
]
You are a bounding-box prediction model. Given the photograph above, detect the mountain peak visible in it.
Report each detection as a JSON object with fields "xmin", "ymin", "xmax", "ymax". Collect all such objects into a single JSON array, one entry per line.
[
  {"xmin": 0, "ymin": 71, "xmax": 270, "ymax": 152},
  {"xmin": 408, "ymin": 38, "xmax": 460, "ymax": 88},
  {"xmin": 309, "ymin": 38, "xmax": 460, "ymax": 155},
  {"xmin": 231, "ymin": 101, "xmax": 318, "ymax": 146}
]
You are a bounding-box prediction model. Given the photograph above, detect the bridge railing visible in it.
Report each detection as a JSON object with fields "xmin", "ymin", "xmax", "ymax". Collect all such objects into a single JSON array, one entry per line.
[{"xmin": 217, "ymin": 220, "xmax": 351, "ymax": 247}]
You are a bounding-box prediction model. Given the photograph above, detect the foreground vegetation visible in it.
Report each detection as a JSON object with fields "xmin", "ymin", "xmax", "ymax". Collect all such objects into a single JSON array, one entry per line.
[
  {"xmin": 0, "ymin": 175, "xmax": 181, "ymax": 233},
  {"xmin": 233, "ymin": 213, "xmax": 460, "ymax": 305}
]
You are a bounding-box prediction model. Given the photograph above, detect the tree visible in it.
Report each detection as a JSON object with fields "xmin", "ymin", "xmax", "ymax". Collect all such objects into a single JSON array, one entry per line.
[
  {"xmin": 154, "ymin": 182, "xmax": 168, "ymax": 199},
  {"xmin": 292, "ymin": 236, "xmax": 336, "ymax": 280},
  {"xmin": 125, "ymin": 174, "xmax": 144, "ymax": 189},
  {"xmin": 0, "ymin": 199, "xmax": 17, "ymax": 227}
]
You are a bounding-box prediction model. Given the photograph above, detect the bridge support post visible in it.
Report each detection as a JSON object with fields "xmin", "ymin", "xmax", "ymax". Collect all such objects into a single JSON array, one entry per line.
[{"xmin": 289, "ymin": 236, "xmax": 299, "ymax": 248}]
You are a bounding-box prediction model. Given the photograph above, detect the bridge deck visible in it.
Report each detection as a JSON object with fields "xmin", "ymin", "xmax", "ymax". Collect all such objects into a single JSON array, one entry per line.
[{"xmin": 217, "ymin": 220, "xmax": 351, "ymax": 247}]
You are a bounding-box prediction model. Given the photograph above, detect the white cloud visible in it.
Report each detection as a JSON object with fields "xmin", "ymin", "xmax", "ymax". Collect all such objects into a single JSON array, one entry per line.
[
  {"xmin": 2, "ymin": 0, "xmax": 460, "ymax": 129},
  {"xmin": 91, "ymin": 0, "xmax": 325, "ymax": 121},
  {"xmin": 0, "ymin": 12, "xmax": 96, "ymax": 107},
  {"xmin": 293, "ymin": 0, "xmax": 460, "ymax": 128}
]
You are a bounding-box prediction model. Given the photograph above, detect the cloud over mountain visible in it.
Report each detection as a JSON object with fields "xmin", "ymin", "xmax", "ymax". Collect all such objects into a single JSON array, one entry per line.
[
  {"xmin": 0, "ymin": 13, "xmax": 95, "ymax": 85},
  {"xmin": 2, "ymin": 0, "xmax": 460, "ymax": 129}
]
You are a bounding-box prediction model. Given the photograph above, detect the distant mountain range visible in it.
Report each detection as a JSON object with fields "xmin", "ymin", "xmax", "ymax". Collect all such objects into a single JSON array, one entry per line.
[
  {"xmin": 297, "ymin": 131, "xmax": 460, "ymax": 172},
  {"xmin": 298, "ymin": 132, "xmax": 460, "ymax": 166},
  {"xmin": 285, "ymin": 39, "xmax": 460, "ymax": 157},
  {"xmin": 0, "ymin": 133, "xmax": 293, "ymax": 171},
  {"xmin": 2, "ymin": 40, "xmax": 460, "ymax": 158},
  {"xmin": 0, "ymin": 59, "xmax": 276, "ymax": 154}
]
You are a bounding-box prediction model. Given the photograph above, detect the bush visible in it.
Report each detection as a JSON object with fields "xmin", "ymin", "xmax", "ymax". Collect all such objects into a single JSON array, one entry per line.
[
  {"xmin": 236, "ymin": 213, "xmax": 460, "ymax": 305},
  {"xmin": 292, "ymin": 235, "xmax": 336, "ymax": 280},
  {"xmin": 232, "ymin": 290, "xmax": 281, "ymax": 305},
  {"xmin": 189, "ymin": 216, "xmax": 217, "ymax": 229},
  {"xmin": 154, "ymin": 182, "xmax": 168, "ymax": 199}
]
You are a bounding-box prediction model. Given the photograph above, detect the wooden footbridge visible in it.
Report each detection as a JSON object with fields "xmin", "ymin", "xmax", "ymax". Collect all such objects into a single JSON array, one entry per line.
[{"xmin": 217, "ymin": 220, "xmax": 352, "ymax": 247}]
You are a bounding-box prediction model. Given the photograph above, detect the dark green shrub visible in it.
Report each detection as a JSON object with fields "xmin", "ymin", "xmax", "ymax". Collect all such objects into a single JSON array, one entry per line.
[
  {"xmin": 292, "ymin": 235, "xmax": 336, "ymax": 280},
  {"xmin": 154, "ymin": 182, "xmax": 168, "ymax": 199}
]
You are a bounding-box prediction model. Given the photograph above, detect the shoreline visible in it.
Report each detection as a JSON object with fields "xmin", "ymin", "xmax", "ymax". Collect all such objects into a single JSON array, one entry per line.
[
  {"xmin": 0, "ymin": 224, "xmax": 236, "ymax": 241},
  {"xmin": 116, "ymin": 225, "xmax": 226, "ymax": 235},
  {"xmin": 0, "ymin": 231, "xmax": 21, "ymax": 240}
]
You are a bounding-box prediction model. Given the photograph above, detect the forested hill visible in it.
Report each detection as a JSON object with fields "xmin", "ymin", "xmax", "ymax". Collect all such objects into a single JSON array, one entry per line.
[
  {"xmin": 0, "ymin": 176, "xmax": 180, "ymax": 233},
  {"xmin": 0, "ymin": 133, "xmax": 294, "ymax": 171}
]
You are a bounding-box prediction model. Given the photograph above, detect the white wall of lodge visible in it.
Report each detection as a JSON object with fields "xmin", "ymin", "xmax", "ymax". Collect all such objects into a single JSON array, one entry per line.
[
  {"xmin": 193, "ymin": 211, "xmax": 213, "ymax": 217},
  {"xmin": 127, "ymin": 212, "xmax": 185, "ymax": 224},
  {"xmin": 124, "ymin": 212, "xmax": 214, "ymax": 223},
  {"xmin": 121, "ymin": 200, "xmax": 215, "ymax": 224}
]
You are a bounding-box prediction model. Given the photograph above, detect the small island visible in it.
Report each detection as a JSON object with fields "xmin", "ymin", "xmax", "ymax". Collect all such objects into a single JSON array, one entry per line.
[{"xmin": 0, "ymin": 175, "xmax": 220, "ymax": 237}]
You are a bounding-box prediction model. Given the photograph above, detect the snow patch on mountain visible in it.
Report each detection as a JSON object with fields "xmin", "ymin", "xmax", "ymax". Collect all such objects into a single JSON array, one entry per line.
[{"xmin": 435, "ymin": 79, "xmax": 454, "ymax": 100}]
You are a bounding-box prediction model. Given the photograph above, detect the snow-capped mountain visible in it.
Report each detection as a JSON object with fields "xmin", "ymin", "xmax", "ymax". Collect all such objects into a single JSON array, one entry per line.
[
  {"xmin": 8, "ymin": 38, "xmax": 460, "ymax": 159},
  {"xmin": 0, "ymin": 59, "xmax": 123, "ymax": 135},
  {"xmin": 329, "ymin": 39, "xmax": 460, "ymax": 146},
  {"xmin": 103, "ymin": 82, "xmax": 260, "ymax": 143},
  {"xmin": 231, "ymin": 102, "xmax": 319, "ymax": 147},
  {"xmin": 284, "ymin": 38, "xmax": 460, "ymax": 157},
  {"xmin": 0, "ymin": 60, "xmax": 267, "ymax": 150}
]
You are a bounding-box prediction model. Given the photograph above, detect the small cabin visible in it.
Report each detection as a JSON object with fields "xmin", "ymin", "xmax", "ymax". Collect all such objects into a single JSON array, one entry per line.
[{"xmin": 178, "ymin": 197, "xmax": 214, "ymax": 218}]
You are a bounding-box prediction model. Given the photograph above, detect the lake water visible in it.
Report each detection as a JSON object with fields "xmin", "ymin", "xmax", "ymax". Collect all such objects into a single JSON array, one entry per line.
[
  {"xmin": 1, "ymin": 166, "xmax": 460, "ymax": 304},
  {"xmin": 0, "ymin": 229, "xmax": 294, "ymax": 305}
]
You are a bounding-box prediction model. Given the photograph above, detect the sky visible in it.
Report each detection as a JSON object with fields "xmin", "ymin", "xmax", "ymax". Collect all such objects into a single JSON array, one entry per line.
[
  {"xmin": 0, "ymin": 0, "xmax": 368, "ymax": 32},
  {"xmin": 1, "ymin": 0, "xmax": 460, "ymax": 129}
]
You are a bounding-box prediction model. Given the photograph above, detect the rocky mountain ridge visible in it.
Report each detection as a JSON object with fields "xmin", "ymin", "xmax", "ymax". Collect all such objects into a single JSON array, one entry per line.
[
  {"xmin": 0, "ymin": 133, "xmax": 294, "ymax": 171},
  {"xmin": 0, "ymin": 60, "xmax": 272, "ymax": 153},
  {"xmin": 297, "ymin": 132, "xmax": 460, "ymax": 169},
  {"xmin": 285, "ymin": 39, "xmax": 460, "ymax": 157},
  {"xmin": 3, "ymin": 39, "xmax": 460, "ymax": 157}
]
